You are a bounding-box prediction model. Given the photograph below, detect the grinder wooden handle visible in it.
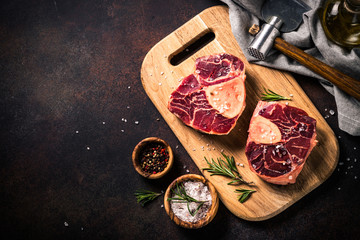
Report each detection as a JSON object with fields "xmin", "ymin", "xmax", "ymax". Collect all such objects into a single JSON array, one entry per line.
[{"xmin": 274, "ymin": 37, "xmax": 360, "ymax": 101}]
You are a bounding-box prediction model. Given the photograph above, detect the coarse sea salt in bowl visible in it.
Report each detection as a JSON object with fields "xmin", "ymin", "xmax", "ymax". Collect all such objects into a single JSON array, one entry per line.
[{"xmin": 164, "ymin": 174, "xmax": 219, "ymax": 229}]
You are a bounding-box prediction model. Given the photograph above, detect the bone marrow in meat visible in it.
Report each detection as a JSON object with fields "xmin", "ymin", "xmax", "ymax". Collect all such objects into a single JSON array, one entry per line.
[
  {"xmin": 245, "ymin": 101, "xmax": 317, "ymax": 185},
  {"xmin": 168, "ymin": 53, "xmax": 246, "ymax": 135}
]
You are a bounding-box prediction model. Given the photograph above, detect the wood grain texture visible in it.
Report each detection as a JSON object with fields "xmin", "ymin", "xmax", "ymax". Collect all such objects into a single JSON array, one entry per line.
[
  {"xmin": 141, "ymin": 6, "xmax": 339, "ymax": 221},
  {"xmin": 274, "ymin": 37, "xmax": 360, "ymax": 101}
]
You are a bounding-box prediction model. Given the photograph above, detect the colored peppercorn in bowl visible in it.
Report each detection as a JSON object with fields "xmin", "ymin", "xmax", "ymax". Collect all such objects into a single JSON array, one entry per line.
[{"xmin": 132, "ymin": 137, "xmax": 174, "ymax": 179}]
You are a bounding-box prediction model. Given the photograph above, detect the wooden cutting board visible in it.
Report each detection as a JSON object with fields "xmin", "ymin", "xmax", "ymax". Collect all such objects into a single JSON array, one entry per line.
[{"xmin": 140, "ymin": 6, "xmax": 339, "ymax": 221}]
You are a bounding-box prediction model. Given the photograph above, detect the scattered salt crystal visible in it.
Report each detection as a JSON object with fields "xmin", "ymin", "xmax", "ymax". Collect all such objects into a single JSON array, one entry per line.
[
  {"xmin": 164, "ymin": 76, "xmax": 167, "ymax": 79},
  {"xmin": 355, "ymin": 176, "xmax": 358, "ymax": 180},
  {"xmin": 339, "ymin": 162, "xmax": 344, "ymax": 166},
  {"xmin": 186, "ymin": 169, "xmax": 190, "ymax": 173},
  {"xmin": 329, "ymin": 109, "xmax": 335, "ymax": 115},
  {"xmin": 160, "ymin": 72, "xmax": 164, "ymax": 75},
  {"xmin": 289, "ymin": 175, "xmax": 293, "ymax": 180},
  {"xmin": 164, "ymin": 55, "xmax": 167, "ymax": 58},
  {"xmin": 102, "ymin": 121, "xmax": 106, "ymax": 124},
  {"xmin": 347, "ymin": 157, "xmax": 350, "ymax": 161},
  {"xmin": 81, "ymin": 227, "xmax": 84, "ymax": 231},
  {"xmin": 159, "ymin": 82, "xmax": 162, "ymax": 86},
  {"xmin": 354, "ymin": 158, "xmax": 357, "ymax": 162},
  {"xmin": 135, "ymin": 121, "xmax": 139, "ymax": 125},
  {"xmin": 183, "ymin": 165, "xmax": 187, "ymax": 169},
  {"xmin": 221, "ymin": 149, "xmax": 224, "ymax": 153},
  {"xmin": 289, "ymin": 94, "xmax": 293, "ymax": 97},
  {"xmin": 240, "ymin": 163, "xmax": 244, "ymax": 167},
  {"xmin": 354, "ymin": 147, "xmax": 357, "ymax": 150},
  {"xmin": 150, "ymin": 73, "xmax": 152, "ymax": 76},
  {"xmin": 324, "ymin": 115, "xmax": 330, "ymax": 119},
  {"xmin": 285, "ymin": 102, "xmax": 289, "ymax": 105},
  {"xmin": 161, "ymin": 204, "xmax": 164, "ymax": 208},
  {"xmin": 325, "ymin": 108, "xmax": 328, "ymax": 111},
  {"xmin": 338, "ymin": 187, "xmax": 341, "ymax": 191},
  {"xmin": 193, "ymin": 148, "xmax": 196, "ymax": 151},
  {"xmin": 75, "ymin": 130, "xmax": 79, "ymax": 134},
  {"xmin": 127, "ymin": 106, "xmax": 130, "ymax": 109},
  {"xmin": 345, "ymin": 172, "xmax": 348, "ymax": 174},
  {"xmin": 171, "ymin": 70, "xmax": 173, "ymax": 73},
  {"xmin": 64, "ymin": 222, "xmax": 69, "ymax": 227},
  {"xmin": 338, "ymin": 136, "xmax": 341, "ymax": 139},
  {"xmin": 121, "ymin": 130, "xmax": 124, "ymax": 132},
  {"xmin": 128, "ymin": 86, "xmax": 131, "ymax": 89},
  {"xmin": 86, "ymin": 146, "xmax": 90, "ymax": 150},
  {"xmin": 176, "ymin": 145, "xmax": 179, "ymax": 149},
  {"xmin": 207, "ymin": 148, "xmax": 211, "ymax": 151}
]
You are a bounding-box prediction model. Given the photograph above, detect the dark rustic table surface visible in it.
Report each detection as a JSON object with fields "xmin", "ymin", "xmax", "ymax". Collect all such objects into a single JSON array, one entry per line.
[{"xmin": 1, "ymin": 0, "xmax": 359, "ymax": 239}]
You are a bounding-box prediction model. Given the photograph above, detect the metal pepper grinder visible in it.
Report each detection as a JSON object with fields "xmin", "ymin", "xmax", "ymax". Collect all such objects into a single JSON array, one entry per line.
[{"xmin": 320, "ymin": 0, "xmax": 360, "ymax": 48}]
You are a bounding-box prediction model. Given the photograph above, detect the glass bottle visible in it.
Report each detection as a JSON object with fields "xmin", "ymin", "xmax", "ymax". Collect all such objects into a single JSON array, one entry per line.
[{"xmin": 320, "ymin": 0, "xmax": 360, "ymax": 48}]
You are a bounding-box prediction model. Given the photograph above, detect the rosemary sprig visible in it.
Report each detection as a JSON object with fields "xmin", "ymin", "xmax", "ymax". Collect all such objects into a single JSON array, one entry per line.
[
  {"xmin": 135, "ymin": 189, "xmax": 162, "ymax": 207},
  {"xmin": 235, "ymin": 188, "xmax": 256, "ymax": 203},
  {"xmin": 167, "ymin": 182, "xmax": 207, "ymax": 216},
  {"xmin": 202, "ymin": 152, "xmax": 250, "ymax": 185},
  {"xmin": 261, "ymin": 88, "xmax": 291, "ymax": 101}
]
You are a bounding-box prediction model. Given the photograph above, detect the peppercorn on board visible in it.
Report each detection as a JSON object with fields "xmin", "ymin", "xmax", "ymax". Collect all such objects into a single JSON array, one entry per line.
[{"xmin": 140, "ymin": 6, "xmax": 339, "ymax": 221}]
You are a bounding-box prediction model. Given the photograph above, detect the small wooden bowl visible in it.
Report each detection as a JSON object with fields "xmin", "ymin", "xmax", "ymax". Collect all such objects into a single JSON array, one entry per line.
[
  {"xmin": 164, "ymin": 174, "xmax": 219, "ymax": 229},
  {"xmin": 132, "ymin": 137, "xmax": 174, "ymax": 179}
]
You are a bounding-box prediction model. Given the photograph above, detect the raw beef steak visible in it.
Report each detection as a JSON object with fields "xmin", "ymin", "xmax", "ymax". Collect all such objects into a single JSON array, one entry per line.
[
  {"xmin": 168, "ymin": 53, "xmax": 246, "ymax": 135},
  {"xmin": 245, "ymin": 101, "xmax": 317, "ymax": 185}
]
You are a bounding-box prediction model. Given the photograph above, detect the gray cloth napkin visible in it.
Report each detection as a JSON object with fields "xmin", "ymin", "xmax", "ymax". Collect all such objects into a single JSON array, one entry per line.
[{"xmin": 221, "ymin": 0, "xmax": 360, "ymax": 136}]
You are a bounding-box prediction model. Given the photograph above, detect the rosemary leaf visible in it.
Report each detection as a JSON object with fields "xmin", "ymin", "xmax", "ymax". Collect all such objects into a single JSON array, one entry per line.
[
  {"xmin": 134, "ymin": 189, "xmax": 162, "ymax": 207},
  {"xmin": 188, "ymin": 201, "xmax": 205, "ymax": 216},
  {"xmin": 235, "ymin": 188, "xmax": 256, "ymax": 203},
  {"xmin": 203, "ymin": 153, "xmax": 249, "ymax": 185},
  {"xmin": 261, "ymin": 88, "xmax": 291, "ymax": 101},
  {"xmin": 167, "ymin": 182, "xmax": 207, "ymax": 216}
]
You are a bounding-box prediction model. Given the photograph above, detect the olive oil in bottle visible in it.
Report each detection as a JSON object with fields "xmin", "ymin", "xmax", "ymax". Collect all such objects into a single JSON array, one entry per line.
[{"xmin": 320, "ymin": 0, "xmax": 360, "ymax": 48}]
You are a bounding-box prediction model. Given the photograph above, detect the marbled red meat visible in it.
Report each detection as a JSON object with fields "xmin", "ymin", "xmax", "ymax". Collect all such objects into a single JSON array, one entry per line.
[
  {"xmin": 168, "ymin": 53, "xmax": 246, "ymax": 135},
  {"xmin": 245, "ymin": 101, "xmax": 317, "ymax": 185}
]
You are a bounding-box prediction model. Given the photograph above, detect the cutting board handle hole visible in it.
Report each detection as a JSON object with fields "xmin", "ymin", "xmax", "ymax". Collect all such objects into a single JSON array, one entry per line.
[{"xmin": 170, "ymin": 31, "xmax": 215, "ymax": 66}]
